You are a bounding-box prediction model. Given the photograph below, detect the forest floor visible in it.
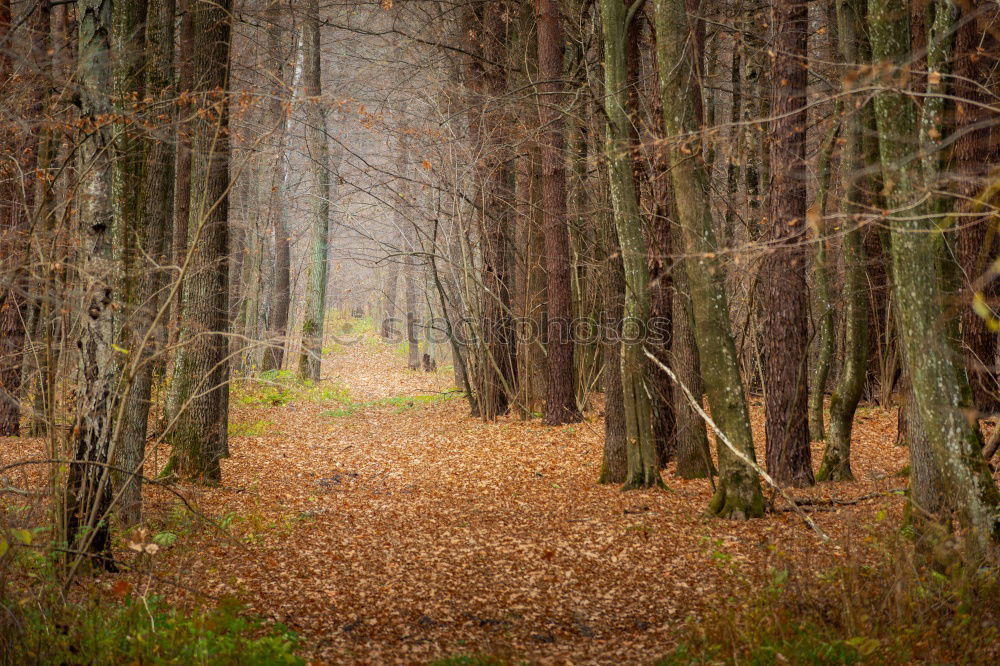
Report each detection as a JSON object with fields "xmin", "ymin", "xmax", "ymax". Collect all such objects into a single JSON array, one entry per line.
[{"xmin": 2, "ymin": 328, "xmax": 916, "ymax": 664}]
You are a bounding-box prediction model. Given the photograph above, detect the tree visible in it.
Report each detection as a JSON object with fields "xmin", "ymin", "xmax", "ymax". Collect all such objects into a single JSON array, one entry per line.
[
  {"xmin": 954, "ymin": 0, "xmax": 1000, "ymax": 413},
  {"xmin": 0, "ymin": 0, "xmax": 41, "ymax": 436},
  {"xmin": 64, "ymin": 0, "xmax": 120, "ymax": 570},
  {"xmin": 166, "ymin": 0, "xmax": 233, "ymax": 483},
  {"xmin": 869, "ymin": 0, "xmax": 1000, "ymax": 554},
  {"xmin": 464, "ymin": 1, "xmax": 517, "ymax": 420},
  {"xmin": 262, "ymin": 0, "xmax": 292, "ymax": 372},
  {"xmin": 654, "ymin": 0, "xmax": 764, "ymax": 518},
  {"xmin": 600, "ymin": 0, "xmax": 662, "ymax": 489},
  {"xmin": 761, "ymin": 0, "xmax": 813, "ymax": 487},
  {"xmin": 817, "ymin": 0, "xmax": 869, "ymax": 482},
  {"xmin": 298, "ymin": 0, "xmax": 331, "ymax": 381},
  {"xmin": 535, "ymin": 0, "xmax": 581, "ymax": 425}
]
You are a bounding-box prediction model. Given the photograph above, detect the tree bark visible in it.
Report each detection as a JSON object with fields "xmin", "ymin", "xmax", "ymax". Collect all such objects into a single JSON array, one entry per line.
[
  {"xmin": 870, "ymin": 0, "xmax": 1000, "ymax": 553},
  {"xmin": 599, "ymin": 203, "xmax": 627, "ymax": 484},
  {"xmin": 109, "ymin": 0, "xmax": 151, "ymax": 527},
  {"xmin": 600, "ymin": 0, "xmax": 662, "ymax": 489},
  {"xmin": 65, "ymin": 0, "xmax": 119, "ymax": 570},
  {"xmin": 654, "ymin": 0, "xmax": 764, "ymax": 517},
  {"xmin": 298, "ymin": 0, "xmax": 330, "ymax": 381},
  {"xmin": 954, "ymin": 0, "xmax": 1000, "ymax": 413},
  {"xmin": 166, "ymin": 0, "xmax": 232, "ymax": 483},
  {"xmin": 536, "ymin": 0, "xmax": 581, "ymax": 425},
  {"xmin": 762, "ymin": 0, "xmax": 814, "ymax": 487},
  {"xmin": 818, "ymin": 0, "xmax": 870, "ymax": 483}
]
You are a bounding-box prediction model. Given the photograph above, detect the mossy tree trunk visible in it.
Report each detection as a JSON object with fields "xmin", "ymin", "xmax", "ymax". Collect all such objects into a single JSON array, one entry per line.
[
  {"xmin": 599, "ymin": 195, "xmax": 628, "ymax": 484},
  {"xmin": 298, "ymin": 0, "xmax": 331, "ymax": 381},
  {"xmin": 600, "ymin": 0, "xmax": 663, "ymax": 490},
  {"xmin": 818, "ymin": 0, "xmax": 870, "ymax": 483},
  {"xmin": 869, "ymin": 0, "xmax": 1000, "ymax": 553},
  {"xmin": 654, "ymin": 0, "xmax": 763, "ymax": 517}
]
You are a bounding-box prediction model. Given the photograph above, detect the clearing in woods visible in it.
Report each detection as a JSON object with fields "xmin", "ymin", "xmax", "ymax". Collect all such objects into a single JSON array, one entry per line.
[{"xmin": 4, "ymin": 329, "xmax": 909, "ymax": 663}]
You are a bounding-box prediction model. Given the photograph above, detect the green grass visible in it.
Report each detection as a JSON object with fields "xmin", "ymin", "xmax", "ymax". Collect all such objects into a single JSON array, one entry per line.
[
  {"xmin": 228, "ymin": 419, "xmax": 272, "ymax": 437},
  {"xmin": 1, "ymin": 593, "xmax": 303, "ymax": 665},
  {"xmin": 319, "ymin": 390, "xmax": 463, "ymax": 419},
  {"xmin": 232, "ymin": 370, "xmax": 352, "ymax": 408}
]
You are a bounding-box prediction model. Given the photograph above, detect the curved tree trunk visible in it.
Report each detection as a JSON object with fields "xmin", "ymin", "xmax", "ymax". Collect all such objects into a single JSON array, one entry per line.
[
  {"xmin": 870, "ymin": 0, "xmax": 1000, "ymax": 554},
  {"xmin": 818, "ymin": 0, "xmax": 870, "ymax": 483},
  {"xmin": 600, "ymin": 0, "xmax": 662, "ymax": 490}
]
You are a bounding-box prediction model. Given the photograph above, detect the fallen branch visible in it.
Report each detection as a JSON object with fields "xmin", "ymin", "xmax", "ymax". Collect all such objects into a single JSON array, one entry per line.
[{"xmin": 643, "ymin": 347, "xmax": 832, "ymax": 544}]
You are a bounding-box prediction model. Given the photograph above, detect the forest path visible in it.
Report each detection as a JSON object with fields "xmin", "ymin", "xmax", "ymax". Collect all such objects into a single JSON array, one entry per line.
[{"xmin": 145, "ymin": 333, "xmax": 910, "ymax": 664}]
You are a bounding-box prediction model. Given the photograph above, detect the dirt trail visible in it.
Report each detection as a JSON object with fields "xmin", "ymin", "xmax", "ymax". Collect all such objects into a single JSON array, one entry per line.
[{"xmin": 137, "ymin": 340, "xmax": 907, "ymax": 664}]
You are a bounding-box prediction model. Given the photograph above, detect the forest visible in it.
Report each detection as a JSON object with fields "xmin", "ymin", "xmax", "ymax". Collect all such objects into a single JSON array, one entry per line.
[{"xmin": 2, "ymin": 0, "xmax": 1000, "ymax": 663}]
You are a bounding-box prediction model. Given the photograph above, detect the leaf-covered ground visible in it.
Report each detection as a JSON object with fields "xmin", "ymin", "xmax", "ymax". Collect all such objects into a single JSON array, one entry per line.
[{"xmin": 2, "ymin": 337, "xmax": 913, "ymax": 663}]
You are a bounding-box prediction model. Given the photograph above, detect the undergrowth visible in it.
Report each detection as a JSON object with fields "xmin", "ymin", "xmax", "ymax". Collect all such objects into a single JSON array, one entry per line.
[
  {"xmin": 319, "ymin": 390, "xmax": 462, "ymax": 419},
  {"xmin": 232, "ymin": 370, "xmax": 351, "ymax": 408},
  {"xmin": 0, "ymin": 590, "xmax": 303, "ymax": 665},
  {"xmin": 657, "ymin": 529, "xmax": 1000, "ymax": 664}
]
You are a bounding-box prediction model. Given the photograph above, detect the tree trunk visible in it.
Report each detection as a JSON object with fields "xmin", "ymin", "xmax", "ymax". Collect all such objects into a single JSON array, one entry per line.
[
  {"xmin": 465, "ymin": 3, "xmax": 517, "ymax": 420},
  {"xmin": 262, "ymin": 3, "xmax": 291, "ymax": 373},
  {"xmin": 672, "ymin": 243, "xmax": 713, "ymax": 479},
  {"xmin": 109, "ymin": 0, "xmax": 151, "ymax": 527},
  {"xmin": 870, "ymin": 0, "xmax": 1000, "ymax": 553},
  {"xmin": 65, "ymin": 0, "xmax": 119, "ymax": 570},
  {"xmin": 954, "ymin": 1, "xmax": 1000, "ymax": 413},
  {"xmin": 169, "ymin": 0, "xmax": 193, "ymax": 350},
  {"xmin": 536, "ymin": 0, "xmax": 581, "ymax": 425},
  {"xmin": 600, "ymin": 0, "xmax": 662, "ymax": 489},
  {"xmin": 298, "ymin": 0, "xmax": 330, "ymax": 381},
  {"xmin": 599, "ymin": 204, "xmax": 627, "ymax": 484},
  {"xmin": 654, "ymin": 0, "xmax": 764, "ymax": 518},
  {"xmin": 818, "ymin": 0, "xmax": 870, "ymax": 483},
  {"xmin": 166, "ymin": 0, "xmax": 232, "ymax": 483},
  {"xmin": 762, "ymin": 0, "xmax": 814, "ymax": 487}
]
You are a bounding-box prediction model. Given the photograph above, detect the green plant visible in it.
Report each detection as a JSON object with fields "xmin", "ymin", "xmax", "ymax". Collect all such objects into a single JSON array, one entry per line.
[
  {"xmin": 228, "ymin": 419, "xmax": 272, "ymax": 437},
  {"xmin": 1, "ymin": 592, "xmax": 303, "ymax": 665}
]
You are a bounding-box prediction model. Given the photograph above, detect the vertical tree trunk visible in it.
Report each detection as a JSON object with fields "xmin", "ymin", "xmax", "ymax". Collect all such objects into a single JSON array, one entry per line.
[
  {"xmin": 762, "ymin": 0, "xmax": 814, "ymax": 487},
  {"xmin": 954, "ymin": 1, "xmax": 1000, "ymax": 413},
  {"xmin": 0, "ymin": 0, "xmax": 42, "ymax": 436},
  {"xmin": 536, "ymin": 0, "xmax": 581, "ymax": 425},
  {"xmin": 818, "ymin": 0, "xmax": 870, "ymax": 482},
  {"xmin": 109, "ymin": 0, "xmax": 151, "ymax": 527},
  {"xmin": 166, "ymin": 0, "xmax": 232, "ymax": 483},
  {"xmin": 465, "ymin": 2, "xmax": 517, "ymax": 420},
  {"xmin": 672, "ymin": 247, "xmax": 713, "ymax": 479},
  {"xmin": 654, "ymin": 0, "xmax": 764, "ymax": 517},
  {"xmin": 169, "ymin": 0, "xmax": 193, "ymax": 350},
  {"xmin": 298, "ymin": 0, "xmax": 330, "ymax": 381},
  {"xmin": 869, "ymin": 0, "xmax": 1000, "ymax": 553},
  {"xmin": 381, "ymin": 232, "xmax": 401, "ymax": 339},
  {"xmin": 65, "ymin": 0, "xmax": 119, "ymax": 570},
  {"xmin": 514, "ymin": 144, "xmax": 547, "ymax": 417},
  {"xmin": 599, "ymin": 202, "xmax": 628, "ymax": 484},
  {"xmin": 600, "ymin": 0, "xmax": 662, "ymax": 489}
]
